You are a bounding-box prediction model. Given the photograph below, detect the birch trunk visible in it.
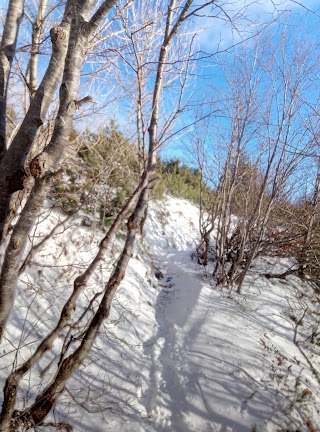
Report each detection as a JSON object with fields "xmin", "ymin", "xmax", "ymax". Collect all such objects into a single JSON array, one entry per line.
[
  {"xmin": 29, "ymin": 0, "xmax": 48, "ymax": 98},
  {"xmin": 0, "ymin": 1, "xmax": 73, "ymax": 242},
  {"xmin": 0, "ymin": 0, "xmax": 24, "ymax": 161}
]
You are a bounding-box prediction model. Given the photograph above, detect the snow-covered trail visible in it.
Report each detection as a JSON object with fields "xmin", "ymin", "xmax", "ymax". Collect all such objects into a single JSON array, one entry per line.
[
  {"xmin": 142, "ymin": 198, "xmax": 319, "ymax": 432},
  {"xmin": 142, "ymin": 245, "xmax": 273, "ymax": 431},
  {"xmin": 142, "ymin": 251, "xmax": 203, "ymax": 431},
  {"xmin": 143, "ymin": 199, "xmax": 271, "ymax": 431}
]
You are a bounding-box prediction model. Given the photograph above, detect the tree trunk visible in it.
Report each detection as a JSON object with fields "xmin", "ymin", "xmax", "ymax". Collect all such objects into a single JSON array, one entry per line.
[
  {"xmin": 29, "ymin": 0, "xmax": 48, "ymax": 98},
  {"xmin": 0, "ymin": 2, "xmax": 73, "ymax": 242},
  {"xmin": 0, "ymin": 0, "xmax": 24, "ymax": 161}
]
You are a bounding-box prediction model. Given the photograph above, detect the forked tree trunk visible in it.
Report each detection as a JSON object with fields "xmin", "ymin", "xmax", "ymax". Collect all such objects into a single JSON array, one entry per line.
[
  {"xmin": 0, "ymin": 2, "xmax": 72, "ymax": 241},
  {"xmin": 0, "ymin": 0, "xmax": 117, "ymax": 342}
]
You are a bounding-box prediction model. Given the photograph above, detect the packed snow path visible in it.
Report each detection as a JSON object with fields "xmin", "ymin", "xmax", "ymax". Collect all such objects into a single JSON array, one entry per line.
[
  {"xmin": 143, "ymin": 251, "xmax": 203, "ymax": 431},
  {"xmin": 141, "ymin": 198, "xmax": 319, "ymax": 431},
  {"xmin": 142, "ymin": 249, "xmax": 279, "ymax": 432}
]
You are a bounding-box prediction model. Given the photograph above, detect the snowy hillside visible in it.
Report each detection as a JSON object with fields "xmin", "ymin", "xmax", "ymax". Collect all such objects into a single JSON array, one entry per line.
[{"xmin": 1, "ymin": 196, "xmax": 319, "ymax": 431}]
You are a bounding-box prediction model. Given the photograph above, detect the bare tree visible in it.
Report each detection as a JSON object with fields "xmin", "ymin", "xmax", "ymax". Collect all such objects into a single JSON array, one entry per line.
[
  {"xmin": 188, "ymin": 115, "xmax": 217, "ymax": 266},
  {"xmin": 198, "ymin": 32, "xmax": 320, "ymax": 292},
  {"xmin": 262, "ymin": 156, "xmax": 320, "ymax": 286}
]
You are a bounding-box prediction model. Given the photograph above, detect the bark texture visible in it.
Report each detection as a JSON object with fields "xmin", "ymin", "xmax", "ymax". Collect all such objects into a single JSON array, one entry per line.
[
  {"xmin": 0, "ymin": 4, "xmax": 72, "ymax": 242},
  {"xmin": 0, "ymin": 0, "xmax": 24, "ymax": 161}
]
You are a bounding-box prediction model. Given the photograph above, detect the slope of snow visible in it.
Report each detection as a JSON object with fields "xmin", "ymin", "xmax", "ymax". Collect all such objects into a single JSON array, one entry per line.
[{"xmin": 0, "ymin": 196, "xmax": 319, "ymax": 431}]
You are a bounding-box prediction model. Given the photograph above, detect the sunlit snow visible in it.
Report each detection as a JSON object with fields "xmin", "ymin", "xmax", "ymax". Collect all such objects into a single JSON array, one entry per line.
[{"xmin": 0, "ymin": 196, "xmax": 319, "ymax": 431}]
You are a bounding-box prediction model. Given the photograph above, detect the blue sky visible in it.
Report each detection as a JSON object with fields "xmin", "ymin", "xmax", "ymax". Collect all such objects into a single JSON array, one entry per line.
[
  {"xmin": 0, "ymin": 0, "xmax": 319, "ymax": 166},
  {"xmin": 159, "ymin": 0, "xmax": 320, "ymax": 161},
  {"xmin": 197, "ymin": 0, "xmax": 319, "ymax": 49}
]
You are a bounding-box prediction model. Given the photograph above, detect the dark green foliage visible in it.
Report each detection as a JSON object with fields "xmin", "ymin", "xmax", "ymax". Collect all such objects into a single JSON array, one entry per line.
[
  {"xmin": 78, "ymin": 123, "xmax": 139, "ymax": 182},
  {"xmin": 53, "ymin": 133, "xmax": 212, "ymax": 224},
  {"xmin": 52, "ymin": 123, "xmax": 140, "ymax": 223},
  {"xmin": 153, "ymin": 158, "xmax": 212, "ymax": 202}
]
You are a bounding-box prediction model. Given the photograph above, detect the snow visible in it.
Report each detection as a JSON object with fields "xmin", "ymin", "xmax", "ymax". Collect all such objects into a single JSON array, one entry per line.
[{"xmin": 1, "ymin": 196, "xmax": 319, "ymax": 431}]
